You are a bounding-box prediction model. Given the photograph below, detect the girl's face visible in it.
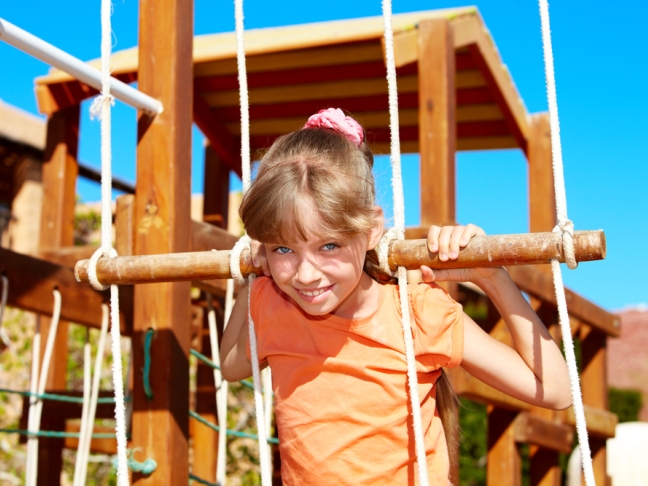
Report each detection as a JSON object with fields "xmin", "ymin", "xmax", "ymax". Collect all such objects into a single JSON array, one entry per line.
[{"xmin": 264, "ymin": 205, "xmax": 383, "ymax": 319}]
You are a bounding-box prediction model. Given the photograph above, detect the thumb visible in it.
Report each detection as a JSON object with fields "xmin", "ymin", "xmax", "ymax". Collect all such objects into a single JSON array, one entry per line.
[{"xmin": 428, "ymin": 268, "xmax": 467, "ymax": 283}]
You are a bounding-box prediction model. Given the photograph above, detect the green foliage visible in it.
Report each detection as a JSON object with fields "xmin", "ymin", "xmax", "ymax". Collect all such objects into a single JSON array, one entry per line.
[
  {"xmin": 459, "ymin": 398, "xmax": 487, "ymax": 486},
  {"xmin": 74, "ymin": 207, "xmax": 102, "ymax": 246},
  {"xmin": 609, "ymin": 387, "xmax": 643, "ymax": 423}
]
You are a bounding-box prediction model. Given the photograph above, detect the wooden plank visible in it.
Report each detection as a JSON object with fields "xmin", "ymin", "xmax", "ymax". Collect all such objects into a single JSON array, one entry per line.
[
  {"xmin": 513, "ymin": 412, "xmax": 573, "ymax": 454},
  {"xmin": 64, "ymin": 423, "xmax": 119, "ymax": 455},
  {"xmin": 39, "ymin": 245, "xmax": 97, "ymax": 268},
  {"xmin": 203, "ymin": 71, "xmax": 485, "ymax": 108},
  {"xmin": 564, "ymin": 405, "xmax": 617, "ymax": 440},
  {"xmin": 487, "ymin": 407, "xmax": 521, "ymax": 486},
  {"xmin": 458, "ymin": 15, "xmax": 530, "ymax": 149},
  {"xmin": 75, "ymin": 230, "xmax": 606, "ymax": 286},
  {"xmin": 115, "ymin": 194, "xmax": 135, "ymax": 257},
  {"xmin": 507, "ymin": 265, "xmax": 620, "ymax": 337},
  {"xmin": 419, "ymin": 19, "xmax": 456, "ymax": 228},
  {"xmin": 131, "ymin": 0, "xmax": 194, "ymax": 483},
  {"xmin": 579, "ymin": 324, "xmax": 612, "ymax": 483},
  {"xmin": 193, "ymin": 94, "xmax": 242, "ymax": 176},
  {"xmin": 528, "ymin": 113, "xmax": 556, "ymax": 234},
  {"xmin": 447, "ymin": 367, "xmax": 531, "ymax": 412},
  {"xmin": 223, "ymin": 105, "xmax": 504, "ymax": 136},
  {"xmin": 36, "ymin": 105, "xmax": 79, "ymax": 484},
  {"xmin": 457, "ymin": 135, "xmax": 518, "ymax": 151},
  {"xmin": 0, "ymin": 248, "xmax": 132, "ymax": 333},
  {"xmin": 391, "ymin": 29, "xmax": 419, "ymax": 68},
  {"xmin": 202, "ymin": 143, "xmax": 230, "ymax": 229}
]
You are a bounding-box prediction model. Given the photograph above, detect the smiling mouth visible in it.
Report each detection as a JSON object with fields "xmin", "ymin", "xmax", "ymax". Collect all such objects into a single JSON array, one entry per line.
[{"xmin": 295, "ymin": 285, "xmax": 333, "ymax": 300}]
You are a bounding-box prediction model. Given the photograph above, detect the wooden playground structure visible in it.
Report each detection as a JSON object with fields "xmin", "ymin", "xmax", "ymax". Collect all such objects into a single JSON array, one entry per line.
[{"xmin": 0, "ymin": 4, "xmax": 619, "ymax": 485}]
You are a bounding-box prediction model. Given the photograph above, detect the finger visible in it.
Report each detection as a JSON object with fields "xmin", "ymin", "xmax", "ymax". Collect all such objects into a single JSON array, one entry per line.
[
  {"xmin": 460, "ymin": 223, "xmax": 485, "ymax": 247},
  {"xmin": 427, "ymin": 225, "xmax": 441, "ymax": 253},
  {"xmin": 420, "ymin": 265, "xmax": 435, "ymax": 282},
  {"xmin": 449, "ymin": 226, "xmax": 466, "ymax": 259},
  {"xmin": 250, "ymin": 240, "xmax": 262, "ymax": 268},
  {"xmin": 438, "ymin": 226, "xmax": 456, "ymax": 261}
]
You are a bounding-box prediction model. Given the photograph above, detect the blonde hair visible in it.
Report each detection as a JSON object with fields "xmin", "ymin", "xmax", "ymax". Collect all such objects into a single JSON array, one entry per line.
[{"xmin": 239, "ymin": 123, "xmax": 459, "ymax": 465}]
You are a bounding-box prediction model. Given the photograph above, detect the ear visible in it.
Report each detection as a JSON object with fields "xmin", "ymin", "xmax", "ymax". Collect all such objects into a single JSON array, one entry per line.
[{"xmin": 367, "ymin": 206, "xmax": 384, "ymax": 251}]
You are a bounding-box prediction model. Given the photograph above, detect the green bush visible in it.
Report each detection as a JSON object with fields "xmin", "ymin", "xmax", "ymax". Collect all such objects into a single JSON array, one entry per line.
[{"xmin": 609, "ymin": 387, "xmax": 643, "ymax": 423}]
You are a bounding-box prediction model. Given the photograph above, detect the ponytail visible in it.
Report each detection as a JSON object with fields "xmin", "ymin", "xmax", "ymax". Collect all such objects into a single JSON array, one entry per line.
[{"xmin": 436, "ymin": 369, "xmax": 460, "ymax": 473}]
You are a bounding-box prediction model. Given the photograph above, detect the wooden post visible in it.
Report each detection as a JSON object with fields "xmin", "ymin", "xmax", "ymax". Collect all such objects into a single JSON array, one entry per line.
[
  {"xmin": 528, "ymin": 113, "xmax": 556, "ymax": 235},
  {"xmin": 418, "ymin": 22, "xmax": 459, "ymax": 417},
  {"xmin": 527, "ymin": 112, "xmax": 561, "ymax": 486},
  {"xmin": 418, "ymin": 19, "xmax": 456, "ymax": 228},
  {"xmin": 131, "ymin": 0, "xmax": 194, "ymax": 483},
  {"xmin": 203, "ymin": 143, "xmax": 230, "ymax": 229},
  {"xmin": 580, "ymin": 324, "xmax": 610, "ymax": 485},
  {"xmin": 36, "ymin": 104, "xmax": 80, "ymax": 485},
  {"xmin": 487, "ymin": 407, "xmax": 521, "ymax": 486}
]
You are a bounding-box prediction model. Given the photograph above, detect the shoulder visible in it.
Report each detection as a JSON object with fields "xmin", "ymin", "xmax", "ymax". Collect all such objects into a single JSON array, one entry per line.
[{"xmin": 409, "ymin": 282, "xmax": 458, "ymax": 310}]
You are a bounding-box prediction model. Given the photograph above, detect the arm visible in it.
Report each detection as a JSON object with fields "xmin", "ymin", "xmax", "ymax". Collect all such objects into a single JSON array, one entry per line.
[
  {"xmin": 423, "ymin": 225, "xmax": 572, "ymax": 410},
  {"xmin": 461, "ymin": 270, "xmax": 571, "ymax": 410},
  {"xmin": 219, "ymin": 285, "xmax": 268, "ymax": 382}
]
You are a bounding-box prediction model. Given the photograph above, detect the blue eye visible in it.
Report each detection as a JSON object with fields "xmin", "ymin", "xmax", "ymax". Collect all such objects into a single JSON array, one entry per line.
[
  {"xmin": 274, "ymin": 246, "xmax": 292, "ymax": 254},
  {"xmin": 322, "ymin": 243, "xmax": 339, "ymax": 251}
]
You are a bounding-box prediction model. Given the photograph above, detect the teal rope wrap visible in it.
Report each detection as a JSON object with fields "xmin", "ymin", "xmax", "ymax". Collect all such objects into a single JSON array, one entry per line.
[
  {"xmin": 112, "ymin": 450, "xmax": 157, "ymax": 476},
  {"xmin": 0, "ymin": 428, "xmax": 116, "ymax": 439},
  {"xmin": 143, "ymin": 329, "xmax": 154, "ymax": 400},
  {"xmin": 0, "ymin": 387, "xmax": 118, "ymax": 404},
  {"xmin": 189, "ymin": 410, "xmax": 278, "ymax": 444},
  {"xmin": 189, "ymin": 473, "xmax": 218, "ymax": 486},
  {"xmin": 189, "ymin": 349, "xmax": 255, "ymax": 391}
]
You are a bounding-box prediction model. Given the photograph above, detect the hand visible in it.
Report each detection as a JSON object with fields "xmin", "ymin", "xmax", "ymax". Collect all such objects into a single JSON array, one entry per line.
[
  {"xmin": 421, "ymin": 224, "xmax": 502, "ymax": 284},
  {"xmin": 250, "ymin": 240, "xmax": 271, "ymax": 277}
]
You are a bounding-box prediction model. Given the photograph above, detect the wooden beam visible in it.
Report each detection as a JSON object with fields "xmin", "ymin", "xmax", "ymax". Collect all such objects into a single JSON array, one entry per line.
[
  {"xmin": 0, "ymin": 248, "xmax": 132, "ymax": 333},
  {"xmin": 132, "ymin": 0, "xmax": 193, "ymax": 483},
  {"xmin": 513, "ymin": 412, "xmax": 573, "ymax": 454},
  {"xmin": 64, "ymin": 423, "xmax": 120, "ymax": 455},
  {"xmin": 74, "ymin": 230, "xmax": 606, "ymax": 286},
  {"xmin": 507, "ymin": 265, "xmax": 619, "ymax": 337},
  {"xmin": 418, "ymin": 19, "xmax": 456, "ymax": 228},
  {"xmin": 202, "ymin": 143, "xmax": 230, "ymax": 229},
  {"xmin": 39, "ymin": 244, "xmax": 97, "ymax": 268},
  {"xmin": 563, "ymin": 405, "xmax": 617, "ymax": 440},
  {"xmin": 193, "ymin": 94, "xmax": 241, "ymax": 176},
  {"xmin": 528, "ymin": 113, "xmax": 556, "ymax": 234},
  {"xmin": 487, "ymin": 407, "xmax": 521, "ymax": 486}
]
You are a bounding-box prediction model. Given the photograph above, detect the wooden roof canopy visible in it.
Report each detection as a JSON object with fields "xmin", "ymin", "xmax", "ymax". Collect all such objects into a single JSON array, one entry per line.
[{"xmin": 34, "ymin": 7, "xmax": 530, "ymax": 177}]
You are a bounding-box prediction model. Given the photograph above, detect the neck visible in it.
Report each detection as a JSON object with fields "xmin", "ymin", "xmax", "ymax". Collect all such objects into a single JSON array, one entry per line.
[{"xmin": 331, "ymin": 272, "xmax": 381, "ymax": 319}]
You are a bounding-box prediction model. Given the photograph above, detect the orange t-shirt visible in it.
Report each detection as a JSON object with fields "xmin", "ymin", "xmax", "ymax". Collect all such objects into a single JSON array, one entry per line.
[{"xmin": 249, "ymin": 276, "xmax": 464, "ymax": 485}]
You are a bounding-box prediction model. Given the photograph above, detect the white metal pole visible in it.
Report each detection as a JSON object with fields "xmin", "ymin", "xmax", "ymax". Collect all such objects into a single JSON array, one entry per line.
[{"xmin": 0, "ymin": 18, "xmax": 163, "ymax": 115}]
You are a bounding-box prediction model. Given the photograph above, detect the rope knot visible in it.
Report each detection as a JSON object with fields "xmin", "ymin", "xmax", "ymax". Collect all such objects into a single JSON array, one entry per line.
[
  {"xmin": 229, "ymin": 235, "xmax": 253, "ymax": 286},
  {"xmin": 377, "ymin": 228, "xmax": 402, "ymax": 277},
  {"xmin": 88, "ymin": 247, "xmax": 119, "ymax": 291},
  {"xmin": 89, "ymin": 93, "xmax": 115, "ymax": 120},
  {"xmin": 553, "ymin": 219, "xmax": 577, "ymax": 270}
]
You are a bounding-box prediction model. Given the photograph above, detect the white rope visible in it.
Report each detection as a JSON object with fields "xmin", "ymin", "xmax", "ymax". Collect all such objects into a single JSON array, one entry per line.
[
  {"xmin": 85, "ymin": 0, "xmax": 130, "ymax": 483},
  {"xmin": 207, "ymin": 293, "xmax": 229, "ymax": 485},
  {"xmin": 233, "ymin": 0, "xmax": 271, "ymax": 482},
  {"xmin": 538, "ymin": 1, "xmax": 594, "ymax": 484},
  {"xmin": 0, "ymin": 275, "xmax": 11, "ymax": 350},
  {"xmin": 229, "ymin": 235, "xmax": 252, "ymax": 286},
  {"xmin": 73, "ymin": 331, "xmax": 92, "ymax": 486},
  {"xmin": 25, "ymin": 289, "xmax": 62, "ymax": 486},
  {"xmin": 377, "ymin": 228, "xmax": 398, "ymax": 276},
  {"xmin": 75, "ymin": 304, "xmax": 110, "ymax": 485},
  {"xmin": 24, "ymin": 317, "xmax": 40, "ymax": 486},
  {"xmin": 382, "ymin": 1, "xmax": 428, "ymax": 484}
]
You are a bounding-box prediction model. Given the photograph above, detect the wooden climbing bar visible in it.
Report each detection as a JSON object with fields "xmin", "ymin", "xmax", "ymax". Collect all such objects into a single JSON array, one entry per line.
[{"xmin": 74, "ymin": 230, "xmax": 606, "ymax": 287}]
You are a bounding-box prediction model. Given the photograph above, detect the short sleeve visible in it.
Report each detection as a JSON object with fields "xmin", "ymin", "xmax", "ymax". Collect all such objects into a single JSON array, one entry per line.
[{"xmin": 410, "ymin": 282, "xmax": 464, "ymax": 369}]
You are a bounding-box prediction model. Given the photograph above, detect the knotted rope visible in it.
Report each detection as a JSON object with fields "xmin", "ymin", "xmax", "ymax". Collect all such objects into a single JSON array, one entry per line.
[
  {"xmin": 382, "ymin": 1, "xmax": 429, "ymax": 484},
  {"xmin": 85, "ymin": 0, "xmax": 129, "ymax": 483},
  {"xmin": 538, "ymin": 0, "xmax": 593, "ymax": 483},
  {"xmin": 233, "ymin": 0, "xmax": 272, "ymax": 483}
]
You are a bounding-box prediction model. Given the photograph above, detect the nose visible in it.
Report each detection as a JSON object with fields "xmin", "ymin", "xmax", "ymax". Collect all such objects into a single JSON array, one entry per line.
[{"xmin": 295, "ymin": 256, "xmax": 322, "ymax": 285}]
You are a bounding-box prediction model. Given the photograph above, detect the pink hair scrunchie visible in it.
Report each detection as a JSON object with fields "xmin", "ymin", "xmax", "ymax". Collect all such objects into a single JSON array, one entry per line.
[{"xmin": 303, "ymin": 108, "xmax": 364, "ymax": 147}]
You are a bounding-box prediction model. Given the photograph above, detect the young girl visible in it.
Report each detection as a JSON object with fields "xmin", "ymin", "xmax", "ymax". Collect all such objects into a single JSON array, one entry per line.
[{"xmin": 220, "ymin": 109, "xmax": 571, "ymax": 485}]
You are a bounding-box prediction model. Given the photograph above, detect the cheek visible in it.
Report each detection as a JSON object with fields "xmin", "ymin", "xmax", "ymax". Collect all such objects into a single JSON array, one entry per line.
[{"xmin": 266, "ymin": 255, "xmax": 294, "ymax": 278}]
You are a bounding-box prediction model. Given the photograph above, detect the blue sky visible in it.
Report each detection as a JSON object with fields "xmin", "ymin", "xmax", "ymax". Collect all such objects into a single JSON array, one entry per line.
[{"xmin": 0, "ymin": 1, "xmax": 646, "ymax": 310}]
